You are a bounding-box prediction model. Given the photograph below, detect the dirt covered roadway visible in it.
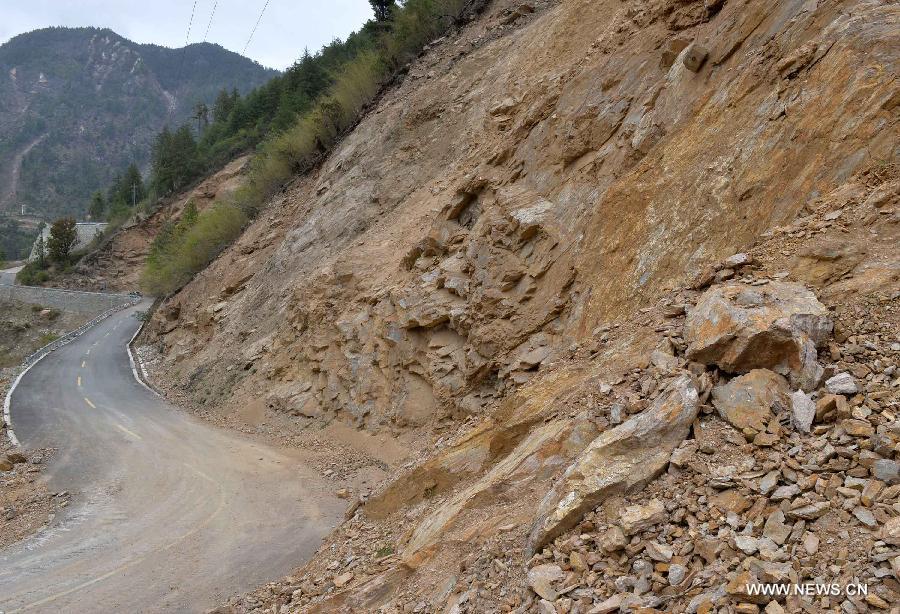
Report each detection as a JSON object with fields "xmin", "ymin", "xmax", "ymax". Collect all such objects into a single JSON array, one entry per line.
[{"xmin": 0, "ymin": 302, "xmax": 344, "ymax": 613}]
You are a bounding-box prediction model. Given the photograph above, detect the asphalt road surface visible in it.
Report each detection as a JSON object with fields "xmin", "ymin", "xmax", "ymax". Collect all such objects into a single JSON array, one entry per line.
[
  {"xmin": 0, "ymin": 302, "xmax": 343, "ymax": 613},
  {"xmin": 0, "ymin": 265, "xmax": 23, "ymax": 286}
]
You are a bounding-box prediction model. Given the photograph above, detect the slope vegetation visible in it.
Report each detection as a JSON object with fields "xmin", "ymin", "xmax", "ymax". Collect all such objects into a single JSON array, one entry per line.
[{"xmin": 133, "ymin": 0, "xmax": 898, "ymax": 611}]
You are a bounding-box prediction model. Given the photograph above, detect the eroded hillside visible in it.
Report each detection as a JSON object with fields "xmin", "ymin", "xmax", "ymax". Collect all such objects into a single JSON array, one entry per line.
[
  {"xmin": 134, "ymin": 0, "xmax": 898, "ymax": 611},
  {"xmin": 56, "ymin": 156, "xmax": 250, "ymax": 292}
]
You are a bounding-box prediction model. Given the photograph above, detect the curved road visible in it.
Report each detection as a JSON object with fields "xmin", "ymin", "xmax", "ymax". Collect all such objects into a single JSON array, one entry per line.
[{"xmin": 0, "ymin": 302, "xmax": 343, "ymax": 613}]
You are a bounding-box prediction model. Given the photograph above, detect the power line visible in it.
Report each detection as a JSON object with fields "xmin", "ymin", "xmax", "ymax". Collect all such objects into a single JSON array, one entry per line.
[
  {"xmin": 184, "ymin": 0, "xmax": 199, "ymax": 47},
  {"xmin": 242, "ymin": 0, "xmax": 272, "ymax": 56},
  {"xmin": 173, "ymin": 0, "xmax": 199, "ymax": 89},
  {"xmin": 203, "ymin": 0, "xmax": 219, "ymax": 42}
]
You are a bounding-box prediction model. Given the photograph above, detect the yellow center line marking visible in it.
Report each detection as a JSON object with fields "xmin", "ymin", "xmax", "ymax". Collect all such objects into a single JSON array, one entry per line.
[
  {"xmin": 84, "ymin": 398, "xmax": 96, "ymax": 409},
  {"xmin": 77, "ymin": 376, "xmax": 82, "ymax": 387},
  {"xmin": 115, "ymin": 424, "xmax": 142, "ymax": 440}
]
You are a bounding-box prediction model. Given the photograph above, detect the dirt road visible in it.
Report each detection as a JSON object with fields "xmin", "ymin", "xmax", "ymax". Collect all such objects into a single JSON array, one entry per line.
[{"xmin": 0, "ymin": 302, "xmax": 343, "ymax": 613}]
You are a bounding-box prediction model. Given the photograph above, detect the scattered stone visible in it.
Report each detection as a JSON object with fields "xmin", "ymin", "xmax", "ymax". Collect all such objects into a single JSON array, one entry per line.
[
  {"xmin": 882, "ymin": 517, "xmax": 900, "ymax": 546},
  {"xmin": 816, "ymin": 394, "xmax": 849, "ymax": 421},
  {"xmin": 763, "ymin": 510, "xmax": 791, "ymax": 545},
  {"xmin": 787, "ymin": 501, "xmax": 829, "ymax": 520},
  {"xmin": 598, "ymin": 526, "xmax": 627, "ymax": 552},
  {"xmin": 668, "ymin": 563, "xmax": 687, "ymax": 586},
  {"xmin": 872, "ymin": 459, "xmax": 899, "ymax": 485},
  {"xmin": 770, "ymin": 484, "xmax": 800, "ymax": 501},
  {"xmin": 842, "ymin": 418, "xmax": 874, "ymax": 437},
  {"xmin": 825, "ymin": 372, "xmax": 858, "ymax": 396},
  {"xmin": 790, "ymin": 389, "xmax": 816, "ymax": 433},
  {"xmin": 684, "ymin": 282, "xmax": 831, "ymax": 388},
  {"xmin": 724, "ymin": 253, "xmax": 753, "ymax": 268},
  {"xmin": 764, "ymin": 602, "xmax": 786, "ymax": 614},
  {"xmin": 711, "ymin": 369, "xmax": 789, "ymax": 434},
  {"xmin": 333, "ymin": 572, "xmax": 354, "ymax": 588},
  {"xmin": 852, "ymin": 506, "xmax": 877, "ymax": 528},
  {"xmin": 801, "ymin": 531, "xmax": 819, "ymax": 555},
  {"xmin": 682, "ymin": 43, "xmax": 709, "ymax": 72},
  {"xmin": 645, "ymin": 540, "xmax": 673, "ymax": 562},
  {"xmin": 670, "ymin": 441, "xmax": 696, "ymax": 468},
  {"xmin": 619, "ymin": 499, "xmax": 667, "ymax": 536},
  {"xmin": 735, "ymin": 535, "xmax": 759, "ymax": 554},
  {"xmin": 590, "ymin": 594, "xmax": 626, "ymax": 614},
  {"xmin": 527, "ymin": 564, "xmax": 563, "ymax": 601}
]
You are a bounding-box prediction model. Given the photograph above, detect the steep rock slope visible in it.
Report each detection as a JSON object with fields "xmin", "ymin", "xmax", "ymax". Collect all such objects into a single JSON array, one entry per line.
[
  {"xmin": 0, "ymin": 27, "xmax": 276, "ymax": 219},
  {"xmin": 147, "ymin": 0, "xmax": 895, "ymax": 437},
  {"xmin": 136, "ymin": 0, "xmax": 898, "ymax": 611}
]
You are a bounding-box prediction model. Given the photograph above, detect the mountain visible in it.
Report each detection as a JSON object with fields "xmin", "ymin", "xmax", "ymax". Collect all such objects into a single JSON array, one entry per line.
[{"xmin": 0, "ymin": 27, "xmax": 278, "ymax": 227}]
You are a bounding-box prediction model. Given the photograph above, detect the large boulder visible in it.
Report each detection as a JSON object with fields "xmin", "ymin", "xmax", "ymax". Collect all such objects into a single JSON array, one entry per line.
[
  {"xmin": 711, "ymin": 369, "xmax": 790, "ymax": 434},
  {"xmin": 684, "ymin": 282, "xmax": 832, "ymax": 389},
  {"xmin": 527, "ymin": 374, "xmax": 699, "ymax": 553}
]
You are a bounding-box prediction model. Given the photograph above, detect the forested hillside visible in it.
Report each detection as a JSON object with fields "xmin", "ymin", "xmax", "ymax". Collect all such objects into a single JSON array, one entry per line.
[{"xmin": 0, "ymin": 27, "xmax": 277, "ymax": 228}]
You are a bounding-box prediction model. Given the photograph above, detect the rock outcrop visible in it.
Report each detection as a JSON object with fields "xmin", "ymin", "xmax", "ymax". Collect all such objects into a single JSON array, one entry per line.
[{"xmin": 527, "ymin": 374, "xmax": 698, "ymax": 553}]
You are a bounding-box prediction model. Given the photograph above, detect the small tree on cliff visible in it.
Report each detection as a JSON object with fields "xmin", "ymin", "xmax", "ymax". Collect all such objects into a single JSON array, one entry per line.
[
  {"xmin": 47, "ymin": 218, "xmax": 78, "ymax": 264},
  {"xmin": 369, "ymin": 0, "xmax": 396, "ymax": 21}
]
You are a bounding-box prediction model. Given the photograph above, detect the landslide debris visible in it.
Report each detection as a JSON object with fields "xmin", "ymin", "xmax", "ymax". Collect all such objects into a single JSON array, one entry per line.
[{"xmin": 124, "ymin": 0, "xmax": 898, "ymax": 611}]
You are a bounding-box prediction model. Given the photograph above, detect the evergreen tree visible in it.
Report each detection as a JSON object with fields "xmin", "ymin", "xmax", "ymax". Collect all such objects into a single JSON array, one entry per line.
[
  {"xmin": 47, "ymin": 217, "xmax": 78, "ymax": 263},
  {"xmin": 212, "ymin": 89, "xmax": 236, "ymax": 123},
  {"xmin": 369, "ymin": 0, "xmax": 396, "ymax": 21},
  {"xmin": 88, "ymin": 191, "xmax": 106, "ymax": 220},
  {"xmin": 193, "ymin": 102, "xmax": 210, "ymax": 133},
  {"xmin": 33, "ymin": 225, "xmax": 46, "ymax": 268},
  {"xmin": 121, "ymin": 163, "xmax": 145, "ymax": 206},
  {"xmin": 151, "ymin": 125, "xmax": 198, "ymax": 195}
]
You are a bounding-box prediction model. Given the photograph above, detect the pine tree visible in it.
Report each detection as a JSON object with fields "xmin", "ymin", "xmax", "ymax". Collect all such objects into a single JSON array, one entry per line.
[
  {"xmin": 121, "ymin": 163, "xmax": 145, "ymax": 206},
  {"xmin": 151, "ymin": 125, "xmax": 198, "ymax": 195},
  {"xmin": 47, "ymin": 218, "xmax": 78, "ymax": 264},
  {"xmin": 369, "ymin": 0, "xmax": 396, "ymax": 21},
  {"xmin": 88, "ymin": 191, "xmax": 106, "ymax": 220},
  {"xmin": 212, "ymin": 89, "xmax": 236, "ymax": 123},
  {"xmin": 193, "ymin": 102, "xmax": 210, "ymax": 133}
]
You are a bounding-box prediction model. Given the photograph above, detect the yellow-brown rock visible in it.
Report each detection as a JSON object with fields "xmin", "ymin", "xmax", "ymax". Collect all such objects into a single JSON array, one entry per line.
[
  {"xmin": 711, "ymin": 369, "xmax": 790, "ymax": 434},
  {"xmin": 527, "ymin": 375, "xmax": 698, "ymax": 553},
  {"xmin": 684, "ymin": 282, "xmax": 832, "ymax": 388}
]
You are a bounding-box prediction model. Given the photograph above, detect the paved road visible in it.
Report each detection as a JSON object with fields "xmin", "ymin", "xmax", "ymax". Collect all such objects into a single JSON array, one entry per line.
[
  {"xmin": 0, "ymin": 265, "xmax": 23, "ymax": 286},
  {"xmin": 0, "ymin": 302, "xmax": 342, "ymax": 613}
]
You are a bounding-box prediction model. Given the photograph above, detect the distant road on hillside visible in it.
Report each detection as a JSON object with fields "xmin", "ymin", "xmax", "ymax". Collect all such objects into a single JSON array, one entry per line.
[{"xmin": 0, "ymin": 264, "xmax": 23, "ymax": 286}]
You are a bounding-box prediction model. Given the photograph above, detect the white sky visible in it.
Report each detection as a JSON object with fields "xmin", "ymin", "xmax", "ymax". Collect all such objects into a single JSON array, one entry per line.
[{"xmin": 0, "ymin": 0, "xmax": 374, "ymax": 70}]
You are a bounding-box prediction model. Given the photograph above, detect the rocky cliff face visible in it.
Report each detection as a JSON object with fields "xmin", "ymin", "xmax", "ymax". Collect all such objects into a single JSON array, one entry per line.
[{"xmin": 137, "ymin": 0, "xmax": 898, "ymax": 611}]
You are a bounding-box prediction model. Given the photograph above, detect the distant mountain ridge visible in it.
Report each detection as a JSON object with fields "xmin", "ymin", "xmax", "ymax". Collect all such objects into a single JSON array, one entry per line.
[{"xmin": 0, "ymin": 27, "xmax": 279, "ymax": 223}]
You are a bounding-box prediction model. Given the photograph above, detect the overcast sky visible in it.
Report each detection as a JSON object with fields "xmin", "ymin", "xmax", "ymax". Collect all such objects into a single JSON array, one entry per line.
[{"xmin": 0, "ymin": 0, "xmax": 374, "ymax": 70}]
